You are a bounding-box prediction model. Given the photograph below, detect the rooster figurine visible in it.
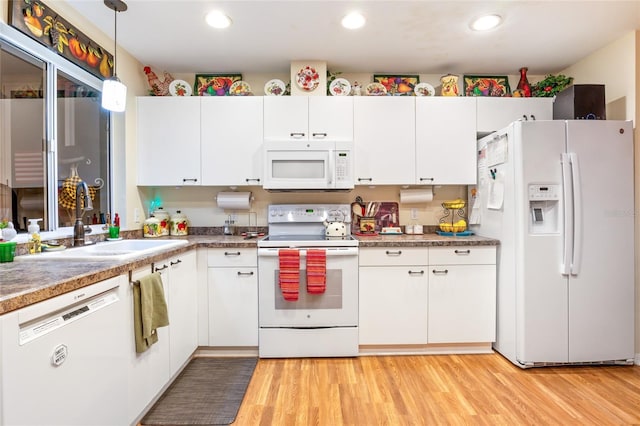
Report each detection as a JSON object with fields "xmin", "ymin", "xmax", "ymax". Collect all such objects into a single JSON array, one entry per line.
[{"xmin": 143, "ymin": 66, "xmax": 174, "ymax": 96}]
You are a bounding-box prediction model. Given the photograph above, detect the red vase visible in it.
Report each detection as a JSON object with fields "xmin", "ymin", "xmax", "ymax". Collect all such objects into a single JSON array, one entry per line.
[{"xmin": 517, "ymin": 67, "xmax": 532, "ymax": 97}]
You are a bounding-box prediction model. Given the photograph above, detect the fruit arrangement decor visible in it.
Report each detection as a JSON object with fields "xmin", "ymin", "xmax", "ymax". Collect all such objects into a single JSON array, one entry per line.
[
  {"xmin": 531, "ymin": 74, "xmax": 573, "ymax": 97},
  {"xmin": 8, "ymin": 0, "xmax": 114, "ymax": 80}
]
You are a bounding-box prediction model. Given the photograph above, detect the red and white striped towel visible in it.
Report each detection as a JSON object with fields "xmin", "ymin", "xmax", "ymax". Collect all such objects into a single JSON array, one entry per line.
[
  {"xmin": 306, "ymin": 249, "xmax": 326, "ymax": 294},
  {"xmin": 278, "ymin": 249, "xmax": 300, "ymax": 301}
]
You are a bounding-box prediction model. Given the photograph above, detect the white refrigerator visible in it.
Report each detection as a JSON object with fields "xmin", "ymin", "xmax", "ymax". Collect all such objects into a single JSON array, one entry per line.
[{"xmin": 472, "ymin": 120, "xmax": 635, "ymax": 368}]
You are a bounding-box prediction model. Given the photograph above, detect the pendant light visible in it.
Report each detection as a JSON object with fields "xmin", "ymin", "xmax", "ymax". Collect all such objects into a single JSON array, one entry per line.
[{"xmin": 101, "ymin": 0, "xmax": 127, "ymax": 112}]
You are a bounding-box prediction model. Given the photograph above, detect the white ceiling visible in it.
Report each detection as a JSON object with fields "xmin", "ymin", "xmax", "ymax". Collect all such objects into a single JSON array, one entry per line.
[{"xmin": 66, "ymin": 0, "xmax": 640, "ymax": 76}]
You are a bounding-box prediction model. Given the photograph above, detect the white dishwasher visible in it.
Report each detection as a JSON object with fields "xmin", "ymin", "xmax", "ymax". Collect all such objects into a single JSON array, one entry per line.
[{"xmin": 0, "ymin": 276, "xmax": 129, "ymax": 426}]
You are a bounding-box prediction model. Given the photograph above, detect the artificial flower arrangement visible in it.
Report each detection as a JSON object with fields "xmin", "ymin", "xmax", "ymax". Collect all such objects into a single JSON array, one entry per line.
[{"xmin": 532, "ymin": 74, "xmax": 573, "ymax": 97}]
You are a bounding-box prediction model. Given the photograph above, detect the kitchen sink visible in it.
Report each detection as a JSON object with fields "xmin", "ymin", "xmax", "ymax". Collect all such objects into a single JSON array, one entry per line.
[{"xmin": 17, "ymin": 239, "xmax": 189, "ymax": 261}]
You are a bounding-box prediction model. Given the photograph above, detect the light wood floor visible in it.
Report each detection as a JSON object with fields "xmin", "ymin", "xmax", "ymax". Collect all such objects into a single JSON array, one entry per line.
[{"xmin": 234, "ymin": 353, "xmax": 640, "ymax": 425}]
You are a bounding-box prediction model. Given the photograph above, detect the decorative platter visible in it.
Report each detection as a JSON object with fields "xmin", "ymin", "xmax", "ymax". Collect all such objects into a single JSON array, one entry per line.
[
  {"xmin": 264, "ymin": 79, "xmax": 286, "ymax": 96},
  {"xmin": 329, "ymin": 78, "xmax": 351, "ymax": 96},
  {"xmin": 229, "ymin": 80, "xmax": 252, "ymax": 96},
  {"xmin": 169, "ymin": 79, "xmax": 192, "ymax": 97},
  {"xmin": 414, "ymin": 82, "xmax": 435, "ymax": 97},
  {"xmin": 296, "ymin": 66, "xmax": 320, "ymax": 91},
  {"xmin": 366, "ymin": 82, "xmax": 387, "ymax": 96}
]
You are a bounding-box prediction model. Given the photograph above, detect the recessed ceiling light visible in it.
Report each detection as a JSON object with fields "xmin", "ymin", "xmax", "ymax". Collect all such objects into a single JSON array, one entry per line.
[
  {"xmin": 341, "ymin": 12, "xmax": 366, "ymax": 29},
  {"xmin": 206, "ymin": 10, "xmax": 232, "ymax": 29},
  {"xmin": 470, "ymin": 14, "xmax": 502, "ymax": 31}
]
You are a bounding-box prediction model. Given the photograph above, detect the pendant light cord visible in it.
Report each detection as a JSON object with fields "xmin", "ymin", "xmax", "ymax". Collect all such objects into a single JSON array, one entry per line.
[{"xmin": 113, "ymin": 6, "xmax": 117, "ymax": 78}]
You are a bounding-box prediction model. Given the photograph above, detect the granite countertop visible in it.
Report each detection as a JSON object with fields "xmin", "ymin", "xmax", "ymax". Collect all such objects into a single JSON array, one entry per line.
[{"xmin": 0, "ymin": 233, "xmax": 498, "ymax": 315}]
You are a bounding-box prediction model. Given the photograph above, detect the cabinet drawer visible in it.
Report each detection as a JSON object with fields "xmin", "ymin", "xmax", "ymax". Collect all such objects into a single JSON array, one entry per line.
[
  {"xmin": 429, "ymin": 246, "xmax": 495, "ymax": 265},
  {"xmin": 359, "ymin": 247, "xmax": 427, "ymax": 266},
  {"xmin": 207, "ymin": 248, "xmax": 257, "ymax": 267}
]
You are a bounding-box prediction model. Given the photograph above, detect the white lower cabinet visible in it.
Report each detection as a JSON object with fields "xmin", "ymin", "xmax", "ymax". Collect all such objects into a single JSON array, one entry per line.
[
  {"xmin": 428, "ymin": 247, "xmax": 497, "ymax": 344},
  {"xmin": 127, "ymin": 250, "xmax": 198, "ymax": 424},
  {"xmin": 359, "ymin": 247, "xmax": 428, "ymax": 345},
  {"xmin": 207, "ymin": 248, "xmax": 258, "ymax": 347},
  {"xmin": 359, "ymin": 245, "xmax": 496, "ymax": 348}
]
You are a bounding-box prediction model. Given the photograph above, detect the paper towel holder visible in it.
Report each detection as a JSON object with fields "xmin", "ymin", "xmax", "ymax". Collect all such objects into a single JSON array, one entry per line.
[{"xmin": 215, "ymin": 191, "xmax": 254, "ymax": 210}]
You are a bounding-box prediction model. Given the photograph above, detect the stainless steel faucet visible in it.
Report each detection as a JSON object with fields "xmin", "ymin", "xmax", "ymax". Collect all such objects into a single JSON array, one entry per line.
[{"xmin": 73, "ymin": 180, "xmax": 94, "ymax": 246}]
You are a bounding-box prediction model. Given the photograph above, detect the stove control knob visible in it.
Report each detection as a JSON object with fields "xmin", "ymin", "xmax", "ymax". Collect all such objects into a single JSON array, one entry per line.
[{"xmin": 270, "ymin": 209, "xmax": 277, "ymax": 216}]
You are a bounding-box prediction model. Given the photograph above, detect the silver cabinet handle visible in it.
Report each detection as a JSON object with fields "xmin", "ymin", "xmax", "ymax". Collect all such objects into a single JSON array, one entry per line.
[
  {"xmin": 408, "ymin": 270, "xmax": 425, "ymax": 275},
  {"xmin": 237, "ymin": 271, "xmax": 254, "ymax": 276},
  {"xmin": 224, "ymin": 251, "xmax": 241, "ymax": 256},
  {"xmin": 432, "ymin": 269, "xmax": 449, "ymax": 274},
  {"xmin": 170, "ymin": 259, "xmax": 182, "ymax": 266},
  {"xmin": 357, "ymin": 177, "xmax": 373, "ymax": 182},
  {"xmin": 290, "ymin": 132, "xmax": 305, "ymax": 138},
  {"xmin": 245, "ymin": 178, "xmax": 260, "ymax": 183},
  {"xmin": 155, "ymin": 264, "xmax": 168, "ymax": 272},
  {"xmin": 312, "ymin": 132, "xmax": 327, "ymax": 138},
  {"xmin": 182, "ymin": 178, "xmax": 198, "ymax": 183},
  {"xmin": 419, "ymin": 177, "xmax": 434, "ymax": 182},
  {"xmin": 454, "ymin": 249, "xmax": 470, "ymax": 254},
  {"xmin": 385, "ymin": 250, "xmax": 402, "ymax": 256}
]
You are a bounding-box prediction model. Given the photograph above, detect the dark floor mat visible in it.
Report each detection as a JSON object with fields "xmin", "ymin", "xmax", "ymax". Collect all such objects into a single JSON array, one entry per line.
[{"xmin": 141, "ymin": 357, "xmax": 257, "ymax": 426}]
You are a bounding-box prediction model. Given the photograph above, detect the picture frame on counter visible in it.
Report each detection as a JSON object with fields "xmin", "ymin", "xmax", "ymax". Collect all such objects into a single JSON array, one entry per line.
[
  {"xmin": 463, "ymin": 75, "xmax": 511, "ymax": 97},
  {"xmin": 373, "ymin": 74, "xmax": 419, "ymax": 96},
  {"xmin": 194, "ymin": 73, "xmax": 242, "ymax": 96}
]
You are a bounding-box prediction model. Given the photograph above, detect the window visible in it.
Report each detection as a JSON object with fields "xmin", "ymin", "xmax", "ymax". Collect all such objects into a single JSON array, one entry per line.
[{"xmin": 0, "ymin": 30, "xmax": 110, "ymax": 235}]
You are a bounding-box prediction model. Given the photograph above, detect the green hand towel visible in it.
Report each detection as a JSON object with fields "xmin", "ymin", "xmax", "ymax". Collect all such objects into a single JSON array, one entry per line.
[{"xmin": 133, "ymin": 272, "xmax": 170, "ymax": 353}]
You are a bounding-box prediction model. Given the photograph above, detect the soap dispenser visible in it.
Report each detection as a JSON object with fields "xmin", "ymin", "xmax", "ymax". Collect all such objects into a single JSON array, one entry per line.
[{"xmin": 27, "ymin": 218, "xmax": 42, "ymax": 234}]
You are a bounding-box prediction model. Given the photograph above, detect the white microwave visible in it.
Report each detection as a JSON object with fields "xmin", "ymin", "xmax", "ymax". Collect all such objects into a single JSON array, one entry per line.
[{"xmin": 263, "ymin": 141, "xmax": 354, "ymax": 190}]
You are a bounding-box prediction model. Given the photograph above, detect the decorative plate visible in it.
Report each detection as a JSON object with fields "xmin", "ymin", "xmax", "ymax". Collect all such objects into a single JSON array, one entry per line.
[
  {"xmin": 169, "ymin": 79, "xmax": 192, "ymax": 97},
  {"xmin": 264, "ymin": 79, "xmax": 286, "ymax": 96},
  {"xmin": 296, "ymin": 66, "xmax": 320, "ymax": 91},
  {"xmin": 329, "ymin": 78, "xmax": 351, "ymax": 96},
  {"xmin": 414, "ymin": 82, "xmax": 435, "ymax": 97},
  {"xmin": 229, "ymin": 80, "xmax": 252, "ymax": 96},
  {"xmin": 365, "ymin": 82, "xmax": 387, "ymax": 96}
]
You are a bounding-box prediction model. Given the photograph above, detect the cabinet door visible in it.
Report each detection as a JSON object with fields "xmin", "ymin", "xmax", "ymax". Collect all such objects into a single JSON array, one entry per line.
[
  {"xmin": 201, "ymin": 97, "xmax": 263, "ymax": 185},
  {"xmin": 167, "ymin": 251, "xmax": 198, "ymax": 375},
  {"xmin": 476, "ymin": 97, "xmax": 554, "ymax": 134},
  {"xmin": 137, "ymin": 97, "xmax": 201, "ymax": 185},
  {"xmin": 359, "ymin": 266, "xmax": 427, "ymax": 344},
  {"xmin": 416, "ymin": 97, "xmax": 477, "ymax": 184},
  {"xmin": 263, "ymin": 96, "xmax": 309, "ymax": 140},
  {"xmin": 428, "ymin": 264, "xmax": 496, "ymax": 343},
  {"xmin": 208, "ymin": 267, "xmax": 259, "ymax": 346},
  {"xmin": 309, "ymin": 97, "xmax": 353, "ymax": 141},
  {"xmin": 354, "ymin": 97, "xmax": 415, "ymax": 185}
]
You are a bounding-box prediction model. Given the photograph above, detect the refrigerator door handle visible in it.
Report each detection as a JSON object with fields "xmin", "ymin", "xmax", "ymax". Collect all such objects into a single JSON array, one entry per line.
[
  {"xmin": 560, "ymin": 153, "xmax": 573, "ymax": 275},
  {"xmin": 569, "ymin": 152, "xmax": 582, "ymax": 275}
]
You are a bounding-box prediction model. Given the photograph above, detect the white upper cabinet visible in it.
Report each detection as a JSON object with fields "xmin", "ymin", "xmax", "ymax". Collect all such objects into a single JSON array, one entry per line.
[
  {"xmin": 201, "ymin": 97, "xmax": 263, "ymax": 186},
  {"xmin": 353, "ymin": 97, "xmax": 416, "ymax": 185},
  {"xmin": 476, "ymin": 97, "xmax": 554, "ymax": 135},
  {"xmin": 263, "ymin": 96, "xmax": 353, "ymax": 141},
  {"xmin": 308, "ymin": 97, "xmax": 353, "ymax": 141},
  {"xmin": 137, "ymin": 97, "xmax": 201, "ymax": 186},
  {"xmin": 415, "ymin": 97, "xmax": 477, "ymax": 185}
]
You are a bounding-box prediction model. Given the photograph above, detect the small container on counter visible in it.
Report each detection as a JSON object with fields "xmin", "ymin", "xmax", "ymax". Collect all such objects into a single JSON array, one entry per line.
[
  {"xmin": 143, "ymin": 215, "xmax": 161, "ymax": 238},
  {"xmin": 152, "ymin": 208, "xmax": 170, "ymax": 236},
  {"xmin": 0, "ymin": 241, "xmax": 17, "ymax": 262},
  {"xmin": 170, "ymin": 210, "xmax": 188, "ymax": 236}
]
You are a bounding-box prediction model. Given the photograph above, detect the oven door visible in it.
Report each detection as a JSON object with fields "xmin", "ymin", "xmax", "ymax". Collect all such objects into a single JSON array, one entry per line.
[{"xmin": 258, "ymin": 247, "xmax": 358, "ymax": 327}]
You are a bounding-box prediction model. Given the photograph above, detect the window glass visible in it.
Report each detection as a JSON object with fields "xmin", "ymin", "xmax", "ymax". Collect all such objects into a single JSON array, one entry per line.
[
  {"xmin": 0, "ymin": 43, "xmax": 46, "ymax": 232},
  {"xmin": 56, "ymin": 72, "xmax": 110, "ymax": 227}
]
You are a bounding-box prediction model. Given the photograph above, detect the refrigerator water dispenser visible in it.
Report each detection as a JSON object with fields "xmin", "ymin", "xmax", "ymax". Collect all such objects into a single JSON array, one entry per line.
[{"xmin": 528, "ymin": 184, "xmax": 560, "ymax": 234}]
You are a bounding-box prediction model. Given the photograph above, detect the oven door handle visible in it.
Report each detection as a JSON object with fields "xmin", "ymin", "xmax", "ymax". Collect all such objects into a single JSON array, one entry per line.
[{"xmin": 257, "ymin": 247, "xmax": 359, "ymax": 257}]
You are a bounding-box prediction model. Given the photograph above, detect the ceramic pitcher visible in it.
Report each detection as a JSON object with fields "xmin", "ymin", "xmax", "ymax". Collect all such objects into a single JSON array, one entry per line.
[{"xmin": 440, "ymin": 74, "xmax": 459, "ymax": 96}]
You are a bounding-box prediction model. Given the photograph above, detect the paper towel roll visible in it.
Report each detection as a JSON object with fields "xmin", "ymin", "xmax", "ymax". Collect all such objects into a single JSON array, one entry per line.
[
  {"xmin": 399, "ymin": 188, "xmax": 433, "ymax": 204},
  {"xmin": 216, "ymin": 192, "xmax": 252, "ymax": 210}
]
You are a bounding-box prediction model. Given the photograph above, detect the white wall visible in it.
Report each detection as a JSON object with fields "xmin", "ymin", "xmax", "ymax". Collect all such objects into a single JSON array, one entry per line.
[{"xmin": 561, "ymin": 31, "xmax": 636, "ymax": 121}]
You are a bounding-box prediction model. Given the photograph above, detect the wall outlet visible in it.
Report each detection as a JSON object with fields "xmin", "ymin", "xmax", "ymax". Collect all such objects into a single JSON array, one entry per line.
[
  {"xmin": 411, "ymin": 208, "xmax": 418, "ymax": 220},
  {"xmin": 134, "ymin": 208, "xmax": 141, "ymax": 223}
]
